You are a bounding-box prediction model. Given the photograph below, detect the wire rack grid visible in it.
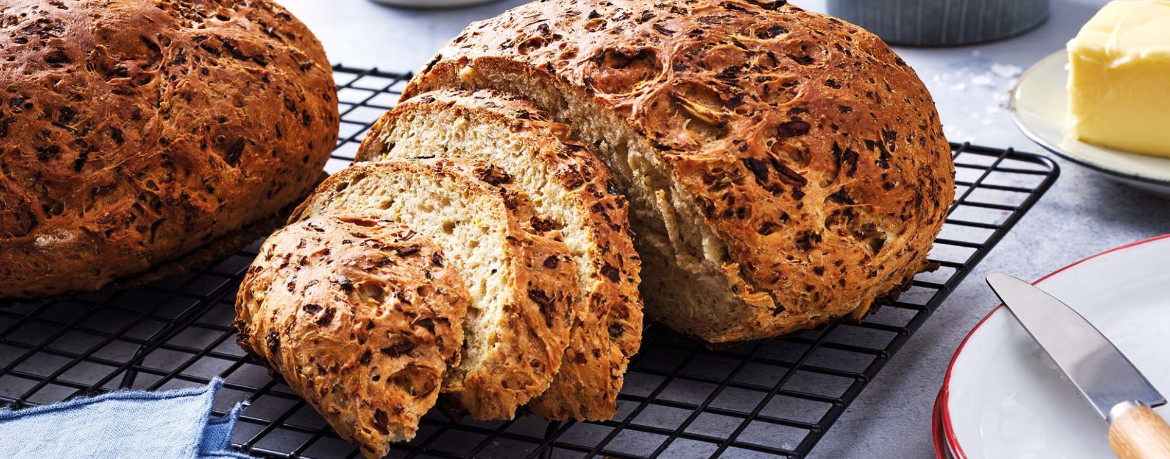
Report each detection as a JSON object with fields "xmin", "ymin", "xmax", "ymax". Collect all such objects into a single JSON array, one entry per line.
[{"xmin": 0, "ymin": 66, "xmax": 1059, "ymax": 458}]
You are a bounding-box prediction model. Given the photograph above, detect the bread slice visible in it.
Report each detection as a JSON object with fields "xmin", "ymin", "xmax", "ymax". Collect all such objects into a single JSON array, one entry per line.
[
  {"xmin": 289, "ymin": 159, "xmax": 578, "ymax": 420},
  {"xmin": 355, "ymin": 89, "xmax": 643, "ymax": 421},
  {"xmin": 234, "ymin": 214, "xmax": 467, "ymax": 458},
  {"xmin": 405, "ymin": 0, "xmax": 954, "ymax": 343}
]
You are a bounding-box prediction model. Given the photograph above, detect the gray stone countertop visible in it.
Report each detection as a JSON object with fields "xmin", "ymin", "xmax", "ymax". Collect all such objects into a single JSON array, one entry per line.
[{"xmin": 278, "ymin": 0, "xmax": 1170, "ymax": 456}]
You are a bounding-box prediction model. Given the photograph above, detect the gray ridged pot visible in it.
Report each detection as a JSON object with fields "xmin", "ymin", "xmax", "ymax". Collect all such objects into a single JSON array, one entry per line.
[{"xmin": 826, "ymin": 0, "xmax": 1050, "ymax": 46}]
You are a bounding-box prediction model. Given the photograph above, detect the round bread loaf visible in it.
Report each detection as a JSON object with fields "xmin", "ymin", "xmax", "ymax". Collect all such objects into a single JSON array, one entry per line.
[
  {"xmin": 235, "ymin": 214, "xmax": 467, "ymax": 458},
  {"xmin": 406, "ymin": 0, "xmax": 955, "ymax": 342},
  {"xmin": 0, "ymin": 0, "xmax": 338, "ymax": 298}
]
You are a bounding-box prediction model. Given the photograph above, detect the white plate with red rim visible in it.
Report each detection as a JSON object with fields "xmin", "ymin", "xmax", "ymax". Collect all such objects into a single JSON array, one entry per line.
[
  {"xmin": 933, "ymin": 392, "xmax": 956, "ymax": 459},
  {"xmin": 933, "ymin": 234, "xmax": 1170, "ymax": 459}
]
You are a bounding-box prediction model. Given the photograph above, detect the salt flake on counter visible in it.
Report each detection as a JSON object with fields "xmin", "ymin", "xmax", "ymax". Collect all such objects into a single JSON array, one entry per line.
[
  {"xmin": 991, "ymin": 63, "xmax": 1023, "ymax": 79},
  {"xmin": 943, "ymin": 124, "xmax": 972, "ymax": 143}
]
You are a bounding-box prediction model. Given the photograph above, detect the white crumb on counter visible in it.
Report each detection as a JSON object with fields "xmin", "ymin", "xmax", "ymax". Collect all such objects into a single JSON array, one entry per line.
[{"xmin": 991, "ymin": 63, "xmax": 1023, "ymax": 78}]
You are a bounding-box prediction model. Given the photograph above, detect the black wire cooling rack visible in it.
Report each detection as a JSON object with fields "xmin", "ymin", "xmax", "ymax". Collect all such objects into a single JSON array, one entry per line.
[{"xmin": 0, "ymin": 66, "xmax": 1059, "ymax": 458}]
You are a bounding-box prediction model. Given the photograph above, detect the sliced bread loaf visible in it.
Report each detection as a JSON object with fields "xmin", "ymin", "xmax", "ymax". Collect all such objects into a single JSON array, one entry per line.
[
  {"xmin": 356, "ymin": 89, "xmax": 642, "ymax": 421},
  {"xmin": 289, "ymin": 159, "xmax": 578, "ymax": 420},
  {"xmin": 234, "ymin": 214, "xmax": 467, "ymax": 458},
  {"xmin": 405, "ymin": 0, "xmax": 954, "ymax": 343}
]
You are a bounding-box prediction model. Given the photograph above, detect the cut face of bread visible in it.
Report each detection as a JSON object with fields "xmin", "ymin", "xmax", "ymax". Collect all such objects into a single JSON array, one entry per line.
[
  {"xmin": 405, "ymin": 0, "xmax": 955, "ymax": 343},
  {"xmin": 234, "ymin": 215, "xmax": 466, "ymax": 458},
  {"xmin": 355, "ymin": 89, "xmax": 643, "ymax": 421},
  {"xmin": 289, "ymin": 159, "xmax": 578, "ymax": 420}
]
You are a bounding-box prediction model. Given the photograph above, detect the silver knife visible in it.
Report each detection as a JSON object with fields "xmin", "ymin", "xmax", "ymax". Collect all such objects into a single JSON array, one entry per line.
[{"xmin": 986, "ymin": 273, "xmax": 1170, "ymax": 459}]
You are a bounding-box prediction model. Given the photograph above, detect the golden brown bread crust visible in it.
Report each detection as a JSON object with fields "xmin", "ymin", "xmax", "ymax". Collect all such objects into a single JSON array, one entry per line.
[
  {"xmin": 119, "ymin": 203, "xmax": 286, "ymax": 289},
  {"xmin": 356, "ymin": 89, "xmax": 643, "ymax": 420},
  {"xmin": 0, "ymin": 0, "xmax": 338, "ymax": 298},
  {"xmin": 406, "ymin": 0, "xmax": 954, "ymax": 342},
  {"xmin": 235, "ymin": 214, "xmax": 467, "ymax": 458},
  {"xmin": 119, "ymin": 173, "xmax": 326, "ymax": 289},
  {"xmin": 289, "ymin": 159, "xmax": 578, "ymax": 420}
]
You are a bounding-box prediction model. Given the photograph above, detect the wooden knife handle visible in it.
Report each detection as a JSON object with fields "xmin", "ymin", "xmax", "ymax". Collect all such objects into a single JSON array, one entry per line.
[{"xmin": 1109, "ymin": 404, "xmax": 1170, "ymax": 459}]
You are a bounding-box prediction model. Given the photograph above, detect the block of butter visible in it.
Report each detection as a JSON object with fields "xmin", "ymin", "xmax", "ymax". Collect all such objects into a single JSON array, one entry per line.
[{"xmin": 1067, "ymin": 0, "xmax": 1170, "ymax": 158}]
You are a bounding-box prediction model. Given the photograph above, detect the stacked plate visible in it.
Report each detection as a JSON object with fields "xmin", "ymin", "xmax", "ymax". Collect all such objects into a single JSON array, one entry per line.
[{"xmin": 932, "ymin": 235, "xmax": 1170, "ymax": 458}]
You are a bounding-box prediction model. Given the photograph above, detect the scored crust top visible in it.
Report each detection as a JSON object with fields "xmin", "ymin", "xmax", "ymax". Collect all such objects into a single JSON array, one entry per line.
[
  {"xmin": 408, "ymin": 0, "xmax": 955, "ymax": 340},
  {"xmin": 0, "ymin": 0, "xmax": 338, "ymax": 297}
]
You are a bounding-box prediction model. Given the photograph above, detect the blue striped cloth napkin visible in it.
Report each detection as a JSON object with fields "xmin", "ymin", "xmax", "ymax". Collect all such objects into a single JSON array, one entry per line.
[{"xmin": 0, "ymin": 378, "xmax": 254, "ymax": 458}]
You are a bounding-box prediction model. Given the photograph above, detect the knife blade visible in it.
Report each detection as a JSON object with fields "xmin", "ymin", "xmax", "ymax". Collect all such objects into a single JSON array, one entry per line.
[{"xmin": 986, "ymin": 273, "xmax": 1170, "ymax": 459}]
